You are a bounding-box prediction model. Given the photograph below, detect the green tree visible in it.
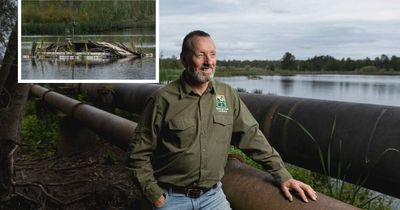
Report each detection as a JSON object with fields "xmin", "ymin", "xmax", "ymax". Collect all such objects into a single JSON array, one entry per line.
[
  {"xmin": 390, "ymin": 55, "xmax": 400, "ymax": 71},
  {"xmin": 281, "ymin": 52, "xmax": 296, "ymax": 70},
  {"xmin": 380, "ymin": 54, "xmax": 390, "ymax": 70}
]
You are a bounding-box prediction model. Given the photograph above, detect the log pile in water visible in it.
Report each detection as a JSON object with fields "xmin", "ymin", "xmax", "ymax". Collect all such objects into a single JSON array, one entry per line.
[{"xmin": 26, "ymin": 40, "xmax": 151, "ymax": 61}]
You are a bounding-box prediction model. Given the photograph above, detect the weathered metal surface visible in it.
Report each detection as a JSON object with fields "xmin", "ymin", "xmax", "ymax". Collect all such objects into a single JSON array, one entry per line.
[
  {"xmin": 31, "ymin": 85, "xmax": 359, "ymax": 209},
  {"xmin": 78, "ymin": 83, "xmax": 400, "ymax": 198},
  {"xmin": 30, "ymin": 85, "xmax": 136, "ymax": 150},
  {"xmin": 222, "ymin": 156, "xmax": 359, "ymax": 210},
  {"xmin": 78, "ymin": 83, "xmax": 161, "ymax": 115},
  {"xmin": 239, "ymin": 93, "xmax": 400, "ymax": 199}
]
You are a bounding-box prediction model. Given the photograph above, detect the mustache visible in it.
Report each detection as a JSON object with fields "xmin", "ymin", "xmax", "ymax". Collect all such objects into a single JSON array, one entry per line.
[{"xmin": 201, "ymin": 64, "xmax": 213, "ymax": 70}]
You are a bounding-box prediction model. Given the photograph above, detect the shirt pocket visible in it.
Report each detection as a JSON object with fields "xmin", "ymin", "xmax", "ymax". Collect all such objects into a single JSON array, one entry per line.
[
  {"xmin": 166, "ymin": 118, "xmax": 196, "ymax": 148},
  {"xmin": 213, "ymin": 115, "xmax": 233, "ymax": 144}
]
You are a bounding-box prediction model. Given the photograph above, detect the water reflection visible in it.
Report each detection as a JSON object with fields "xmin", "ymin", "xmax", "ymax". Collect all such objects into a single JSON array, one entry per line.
[
  {"xmin": 280, "ymin": 77, "xmax": 294, "ymax": 95},
  {"xmin": 22, "ymin": 56, "xmax": 155, "ymax": 80},
  {"xmin": 217, "ymin": 74, "xmax": 400, "ymax": 107}
]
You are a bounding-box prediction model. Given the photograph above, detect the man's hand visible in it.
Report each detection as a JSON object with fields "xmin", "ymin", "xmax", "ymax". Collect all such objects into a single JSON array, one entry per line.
[
  {"xmin": 281, "ymin": 179, "xmax": 317, "ymax": 202},
  {"xmin": 153, "ymin": 194, "xmax": 165, "ymax": 208}
]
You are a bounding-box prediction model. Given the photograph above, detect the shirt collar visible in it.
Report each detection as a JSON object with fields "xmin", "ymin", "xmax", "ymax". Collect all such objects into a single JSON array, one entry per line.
[{"xmin": 179, "ymin": 71, "xmax": 216, "ymax": 99}]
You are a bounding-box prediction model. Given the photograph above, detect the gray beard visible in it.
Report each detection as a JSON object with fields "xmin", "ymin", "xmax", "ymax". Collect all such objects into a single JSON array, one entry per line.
[{"xmin": 188, "ymin": 68, "xmax": 215, "ymax": 84}]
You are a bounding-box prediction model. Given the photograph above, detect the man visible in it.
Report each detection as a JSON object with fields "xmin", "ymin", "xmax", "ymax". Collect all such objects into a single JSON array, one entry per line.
[{"xmin": 128, "ymin": 30, "xmax": 317, "ymax": 209}]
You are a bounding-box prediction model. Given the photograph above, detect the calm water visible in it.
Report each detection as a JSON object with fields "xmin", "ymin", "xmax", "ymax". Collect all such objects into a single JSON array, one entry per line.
[
  {"xmin": 216, "ymin": 74, "xmax": 400, "ymax": 107},
  {"xmin": 21, "ymin": 57, "xmax": 155, "ymax": 80},
  {"xmin": 21, "ymin": 30, "xmax": 155, "ymax": 81}
]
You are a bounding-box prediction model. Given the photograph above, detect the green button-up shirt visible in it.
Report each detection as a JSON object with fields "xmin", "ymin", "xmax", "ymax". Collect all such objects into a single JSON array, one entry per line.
[{"xmin": 128, "ymin": 73, "xmax": 292, "ymax": 202}]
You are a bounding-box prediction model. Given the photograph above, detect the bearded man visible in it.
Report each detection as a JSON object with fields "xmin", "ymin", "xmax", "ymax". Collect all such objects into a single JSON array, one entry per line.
[{"xmin": 128, "ymin": 30, "xmax": 317, "ymax": 210}]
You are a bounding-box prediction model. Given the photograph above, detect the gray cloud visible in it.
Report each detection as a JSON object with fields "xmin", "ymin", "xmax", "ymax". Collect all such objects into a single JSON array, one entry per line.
[{"xmin": 160, "ymin": 0, "xmax": 400, "ymax": 60}]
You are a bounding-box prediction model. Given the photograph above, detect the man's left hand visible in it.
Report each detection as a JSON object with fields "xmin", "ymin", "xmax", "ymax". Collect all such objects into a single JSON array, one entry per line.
[{"xmin": 281, "ymin": 179, "xmax": 317, "ymax": 202}]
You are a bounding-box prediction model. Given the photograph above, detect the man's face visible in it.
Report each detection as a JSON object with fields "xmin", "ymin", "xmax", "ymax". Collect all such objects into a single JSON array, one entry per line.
[{"xmin": 182, "ymin": 36, "xmax": 217, "ymax": 84}]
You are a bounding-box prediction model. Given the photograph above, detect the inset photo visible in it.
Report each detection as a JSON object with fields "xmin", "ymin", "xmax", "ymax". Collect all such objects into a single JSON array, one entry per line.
[{"xmin": 18, "ymin": 0, "xmax": 157, "ymax": 83}]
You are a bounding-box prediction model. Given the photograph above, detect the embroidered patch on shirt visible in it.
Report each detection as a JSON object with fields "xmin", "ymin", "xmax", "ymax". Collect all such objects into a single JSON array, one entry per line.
[{"xmin": 216, "ymin": 95, "xmax": 229, "ymax": 112}]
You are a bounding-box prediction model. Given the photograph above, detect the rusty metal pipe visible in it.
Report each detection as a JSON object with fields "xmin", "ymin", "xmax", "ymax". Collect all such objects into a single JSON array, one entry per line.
[
  {"xmin": 32, "ymin": 85, "xmax": 359, "ymax": 209},
  {"xmin": 78, "ymin": 84, "xmax": 400, "ymax": 198},
  {"xmin": 240, "ymin": 93, "xmax": 400, "ymax": 199},
  {"xmin": 77, "ymin": 83, "xmax": 161, "ymax": 114},
  {"xmin": 222, "ymin": 156, "xmax": 359, "ymax": 210},
  {"xmin": 30, "ymin": 85, "xmax": 136, "ymax": 150}
]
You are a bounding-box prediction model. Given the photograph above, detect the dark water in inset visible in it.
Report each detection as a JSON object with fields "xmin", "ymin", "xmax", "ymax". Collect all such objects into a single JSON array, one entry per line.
[
  {"xmin": 217, "ymin": 74, "xmax": 400, "ymax": 107},
  {"xmin": 20, "ymin": 32, "xmax": 156, "ymax": 81},
  {"xmin": 21, "ymin": 57, "xmax": 155, "ymax": 80}
]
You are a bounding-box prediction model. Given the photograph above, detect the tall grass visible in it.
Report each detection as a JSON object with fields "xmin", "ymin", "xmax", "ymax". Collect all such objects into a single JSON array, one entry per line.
[{"xmin": 278, "ymin": 113, "xmax": 397, "ymax": 209}]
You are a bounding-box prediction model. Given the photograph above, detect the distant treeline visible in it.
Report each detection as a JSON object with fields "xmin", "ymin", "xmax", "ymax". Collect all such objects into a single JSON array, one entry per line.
[
  {"xmin": 161, "ymin": 52, "xmax": 400, "ymax": 72},
  {"xmin": 22, "ymin": 0, "xmax": 155, "ymax": 35}
]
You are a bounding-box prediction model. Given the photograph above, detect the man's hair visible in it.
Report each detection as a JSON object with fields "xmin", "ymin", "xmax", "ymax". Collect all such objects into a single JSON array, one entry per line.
[{"xmin": 181, "ymin": 30, "xmax": 211, "ymax": 56}]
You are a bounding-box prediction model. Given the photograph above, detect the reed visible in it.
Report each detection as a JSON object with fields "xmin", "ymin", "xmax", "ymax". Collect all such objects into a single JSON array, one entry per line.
[{"xmin": 278, "ymin": 113, "xmax": 395, "ymax": 208}]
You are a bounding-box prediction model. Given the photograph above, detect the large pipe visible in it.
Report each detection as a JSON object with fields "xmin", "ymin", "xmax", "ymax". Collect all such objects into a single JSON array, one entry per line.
[
  {"xmin": 30, "ymin": 85, "xmax": 136, "ymax": 150},
  {"xmin": 78, "ymin": 83, "xmax": 161, "ymax": 114},
  {"xmin": 31, "ymin": 85, "xmax": 358, "ymax": 210},
  {"xmin": 240, "ymin": 93, "xmax": 400, "ymax": 199},
  {"xmin": 78, "ymin": 84, "xmax": 400, "ymax": 198},
  {"xmin": 222, "ymin": 156, "xmax": 359, "ymax": 210}
]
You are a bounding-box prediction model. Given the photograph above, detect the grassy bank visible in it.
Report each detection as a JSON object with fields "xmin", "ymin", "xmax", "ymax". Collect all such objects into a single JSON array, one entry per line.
[
  {"xmin": 159, "ymin": 67, "xmax": 283, "ymax": 83},
  {"xmin": 22, "ymin": 1, "xmax": 155, "ymax": 35},
  {"xmin": 159, "ymin": 67, "xmax": 400, "ymax": 83},
  {"xmin": 230, "ymin": 147, "xmax": 393, "ymax": 209}
]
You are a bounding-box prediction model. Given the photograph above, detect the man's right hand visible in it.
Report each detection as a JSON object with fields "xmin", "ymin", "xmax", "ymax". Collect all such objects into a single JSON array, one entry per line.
[{"xmin": 153, "ymin": 194, "xmax": 165, "ymax": 208}]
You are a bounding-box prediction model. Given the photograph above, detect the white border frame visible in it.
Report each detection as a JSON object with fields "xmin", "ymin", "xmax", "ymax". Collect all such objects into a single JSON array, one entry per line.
[{"xmin": 18, "ymin": 0, "xmax": 159, "ymax": 84}]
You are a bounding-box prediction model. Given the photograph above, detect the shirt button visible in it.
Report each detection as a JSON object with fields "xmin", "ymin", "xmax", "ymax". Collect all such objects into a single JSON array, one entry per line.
[{"xmin": 203, "ymin": 149, "xmax": 206, "ymax": 152}]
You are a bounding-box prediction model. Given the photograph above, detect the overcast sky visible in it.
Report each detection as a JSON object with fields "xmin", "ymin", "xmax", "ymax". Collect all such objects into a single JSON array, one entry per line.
[{"xmin": 160, "ymin": 0, "xmax": 400, "ymax": 60}]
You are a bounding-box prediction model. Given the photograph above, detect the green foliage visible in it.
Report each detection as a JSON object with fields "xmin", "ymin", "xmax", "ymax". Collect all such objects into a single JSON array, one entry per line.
[
  {"xmin": 159, "ymin": 68, "xmax": 182, "ymax": 84},
  {"xmin": 246, "ymin": 75, "xmax": 262, "ymax": 80},
  {"xmin": 158, "ymin": 55, "xmax": 399, "ymax": 80},
  {"xmin": 30, "ymin": 41, "xmax": 37, "ymax": 56},
  {"xmin": 281, "ymin": 52, "xmax": 296, "ymax": 70},
  {"xmin": 75, "ymin": 92, "xmax": 90, "ymax": 103},
  {"xmin": 236, "ymin": 88, "xmax": 248, "ymax": 93},
  {"xmin": 24, "ymin": 98, "xmax": 36, "ymax": 116},
  {"xmin": 159, "ymin": 56, "xmax": 181, "ymax": 70},
  {"xmin": 172, "ymin": 52, "xmax": 400, "ymax": 73},
  {"xmin": 359, "ymin": 65, "xmax": 379, "ymax": 73},
  {"xmin": 22, "ymin": 1, "xmax": 155, "ymax": 35},
  {"xmin": 103, "ymin": 149, "xmax": 117, "ymax": 166},
  {"xmin": 232, "ymin": 136, "xmax": 394, "ymax": 209},
  {"xmin": 229, "ymin": 146, "xmax": 262, "ymax": 170},
  {"xmin": 114, "ymin": 108, "xmax": 141, "ymax": 122},
  {"xmin": 130, "ymin": 39, "xmax": 136, "ymax": 52},
  {"xmin": 20, "ymin": 113, "xmax": 58, "ymax": 157},
  {"xmin": 285, "ymin": 164, "xmax": 393, "ymax": 209}
]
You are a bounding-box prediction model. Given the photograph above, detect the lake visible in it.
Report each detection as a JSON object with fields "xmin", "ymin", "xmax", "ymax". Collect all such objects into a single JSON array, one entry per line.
[
  {"xmin": 218, "ymin": 73, "xmax": 400, "ymax": 208},
  {"xmin": 216, "ymin": 74, "xmax": 400, "ymax": 107},
  {"xmin": 20, "ymin": 30, "xmax": 156, "ymax": 81}
]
